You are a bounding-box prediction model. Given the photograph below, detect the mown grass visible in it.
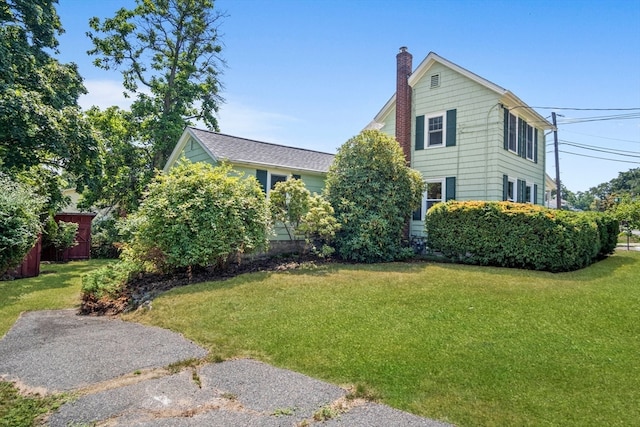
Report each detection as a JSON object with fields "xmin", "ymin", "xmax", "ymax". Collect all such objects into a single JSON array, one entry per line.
[
  {"xmin": 0, "ymin": 260, "xmax": 113, "ymax": 337},
  {"xmin": 125, "ymin": 252, "xmax": 640, "ymax": 426}
]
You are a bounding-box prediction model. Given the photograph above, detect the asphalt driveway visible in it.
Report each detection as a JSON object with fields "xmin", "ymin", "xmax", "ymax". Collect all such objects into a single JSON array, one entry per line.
[{"xmin": 0, "ymin": 310, "xmax": 451, "ymax": 426}]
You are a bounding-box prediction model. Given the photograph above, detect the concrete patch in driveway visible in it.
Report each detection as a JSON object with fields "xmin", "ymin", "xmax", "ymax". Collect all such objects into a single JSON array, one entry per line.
[{"xmin": 0, "ymin": 310, "xmax": 452, "ymax": 426}]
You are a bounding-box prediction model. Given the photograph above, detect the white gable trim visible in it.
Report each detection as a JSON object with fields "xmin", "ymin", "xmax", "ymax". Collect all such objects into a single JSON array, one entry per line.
[
  {"xmin": 163, "ymin": 127, "xmax": 219, "ymax": 173},
  {"xmin": 408, "ymin": 52, "xmax": 507, "ymax": 94}
]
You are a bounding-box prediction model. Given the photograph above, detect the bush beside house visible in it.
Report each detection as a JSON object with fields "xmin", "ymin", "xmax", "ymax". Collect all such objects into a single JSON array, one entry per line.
[{"xmin": 426, "ymin": 201, "xmax": 618, "ymax": 272}]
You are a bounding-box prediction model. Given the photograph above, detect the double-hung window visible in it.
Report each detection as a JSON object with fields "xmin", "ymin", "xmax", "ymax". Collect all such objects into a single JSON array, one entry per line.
[
  {"xmin": 525, "ymin": 182, "xmax": 533, "ymax": 203},
  {"xmin": 507, "ymin": 178, "xmax": 516, "ymax": 202},
  {"xmin": 426, "ymin": 181, "xmax": 443, "ymax": 210},
  {"xmin": 428, "ymin": 116, "xmax": 444, "ymax": 147}
]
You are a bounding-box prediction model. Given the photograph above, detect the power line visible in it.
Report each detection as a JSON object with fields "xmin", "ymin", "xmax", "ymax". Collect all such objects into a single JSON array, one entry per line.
[
  {"xmin": 558, "ymin": 112, "xmax": 640, "ymax": 125},
  {"xmin": 531, "ymin": 107, "xmax": 640, "ymax": 111},
  {"xmin": 558, "ymin": 149, "xmax": 640, "ymax": 164},
  {"xmin": 559, "ymin": 140, "xmax": 640, "ymax": 157},
  {"xmin": 563, "ymin": 129, "xmax": 640, "ymax": 144}
]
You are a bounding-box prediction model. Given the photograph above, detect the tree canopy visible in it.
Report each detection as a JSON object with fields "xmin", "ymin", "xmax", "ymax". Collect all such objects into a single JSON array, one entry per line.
[
  {"xmin": 0, "ymin": 0, "xmax": 99, "ymax": 190},
  {"xmin": 87, "ymin": 0, "xmax": 225, "ymax": 169}
]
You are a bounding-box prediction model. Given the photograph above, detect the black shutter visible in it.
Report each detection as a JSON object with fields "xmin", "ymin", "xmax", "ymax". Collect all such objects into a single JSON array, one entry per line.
[
  {"xmin": 503, "ymin": 174, "xmax": 509, "ymax": 201},
  {"xmin": 534, "ymin": 129, "xmax": 538, "ymax": 163},
  {"xmin": 503, "ymin": 109, "xmax": 509, "ymax": 150},
  {"xmin": 517, "ymin": 179, "xmax": 525, "ymax": 203},
  {"xmin": 534, "ymin": 183, "xmax": 538, "ymax": 204},
  {"xmin": 445, "ymin": 177, "xmax": 456, "ymax": 200},
  {"xmin": 415, "ymin": 115, "xmax": 425, "ymax": 150},
  {"xmin": 518, "ymin": 118, "xmax": 525, "ymax": 158},
  {"xmin": 256, "ymin": 169, "xmax": 268, "ymax": 193},
  {"xmin": 446, "ymin": 109, "xmax": 457, "ymax": 147},
  {"xmin": 292, "ymin": 174, "xmax": 301, "ymax": 180}
]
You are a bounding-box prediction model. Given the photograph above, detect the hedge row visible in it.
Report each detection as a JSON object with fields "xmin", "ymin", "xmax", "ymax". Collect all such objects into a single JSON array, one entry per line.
[{"xmin": 425, "ymin": 201, "xmax": 618, "ymax": 272}]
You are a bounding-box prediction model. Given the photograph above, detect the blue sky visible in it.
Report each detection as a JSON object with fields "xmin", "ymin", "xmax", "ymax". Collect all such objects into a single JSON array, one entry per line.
[{"xmin": 55, "ymin": 0, "xmax": 640, "ymax": 193}]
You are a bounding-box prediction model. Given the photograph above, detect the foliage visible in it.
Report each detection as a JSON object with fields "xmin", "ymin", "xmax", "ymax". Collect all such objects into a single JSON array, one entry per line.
[
  {"xmin": 612, "ymin": 196, "xmax": 640, "ymax": 238},
  {"xmin": 269, "ymin": 178, "xmax": 310, "ymax": 240},
  {"xmin": 121, "ymin": 160, "xmax": 269, "ymax": 272},
  {"xmin": 0, "ymin": 173, "xmax": 46, "ymax": 276},
  {"xmin": 325, "ymin": 130, "xmax": 425, "ymax": 262},
  {"xmin": 87, "ymin": 0, "xmax": 225, "ymax": 168},
  {"xmin": 127, "ymin": 252, "xmax": 640, "ymax": 427},
  {"xmin": 425, "ymin": 201, "xmax": 618, "ymax": 272},
  {"xmin": 299, "ymin": 194, "xmax": 340, "ymax": 257},
  {"xmin": 268, "ymin": 179, "xmax": 340, "ymax": 256},
  {"xmin": 81, "ymin": 260, "xmax": 140, "ymax": 300},
  {"xmin": 42, "ymin": 219, "xmax": 78, "ymax": 260},
  {"xmin": 0, "ymin": 0, "xmax": 100, "ymax": 197},
  {"xmin": 80, "ymin": 106, "xmax": 153, "ymax": 215},
  {"xmin": 0, "ymin": 381, "xmax": 66, "ymax": 427},
  {"xmin": 90, "ymin": 217, "xmax": 122, "ymax": 259}
]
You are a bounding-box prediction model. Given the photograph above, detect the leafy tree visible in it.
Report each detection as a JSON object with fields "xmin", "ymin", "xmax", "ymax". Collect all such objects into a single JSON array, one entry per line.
[
  {"xmin": 325, "ymin": 130, "xmax": 425, "ymax": 262},
  {"xmin": 612, "ymin": 196, "xmax": 640, "ymax": 243},
  {"xmin": 298, "ymin": 194, "xmax": 340, "ymax": 257},
  {"xmin": 0, "ymin": 0, "xmax": 100, "ymax": 194},
  {"xmin": 0, "ymin": 173, "xmax": 46, "ymax": 276},
  {"xmin": 87, "ymin": 0, "xmax": 225, "ymax": 169},
  {"xmin": 120, "ymin": 160, "xmax": 269, "ymax": 272},
  {"xmin": 80, "ymin": 106, "xmax": 153, "ymax": 215},
  {"xmin": 269, "ymin": 178, "xmax": 311, "ymax": 241},
  {"xmin": 268, "ymin": 178, "xmax": 340, "ymax": 256}
]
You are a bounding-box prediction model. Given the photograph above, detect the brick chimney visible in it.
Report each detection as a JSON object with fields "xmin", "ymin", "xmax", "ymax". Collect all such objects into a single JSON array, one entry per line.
[{"xmin": 395, "ymin": 46, "xmax": 412, "ymax": 165}]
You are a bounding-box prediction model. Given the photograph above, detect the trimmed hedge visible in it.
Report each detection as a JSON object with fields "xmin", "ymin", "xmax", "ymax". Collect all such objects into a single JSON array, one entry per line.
[{"xmin": 425, "ymin": 201, "xmax": 618, "ymax": 272}]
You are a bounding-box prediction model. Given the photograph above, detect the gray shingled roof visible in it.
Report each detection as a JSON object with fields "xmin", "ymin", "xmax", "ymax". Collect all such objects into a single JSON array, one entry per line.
[{"xmin": 189, "ymin": 127, "xmax": 335, "ymax": 173}]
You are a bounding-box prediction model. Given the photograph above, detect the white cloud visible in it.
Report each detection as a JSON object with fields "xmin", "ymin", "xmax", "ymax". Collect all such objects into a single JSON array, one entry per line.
[{"xmin": 216, "ymin": 101, "xmax": 301, "ymax": 144}]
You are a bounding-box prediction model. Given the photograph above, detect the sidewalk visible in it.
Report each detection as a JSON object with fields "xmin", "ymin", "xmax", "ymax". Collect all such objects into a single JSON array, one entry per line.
[{"xmin": 0, "ymin": 310, "xmax": 451, "ymax": 426}]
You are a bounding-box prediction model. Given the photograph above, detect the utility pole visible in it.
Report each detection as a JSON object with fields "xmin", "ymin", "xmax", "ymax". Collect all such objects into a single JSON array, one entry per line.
[{"xmin": 552, "ymin": 112, "xmax": 561, "ymax": 209}]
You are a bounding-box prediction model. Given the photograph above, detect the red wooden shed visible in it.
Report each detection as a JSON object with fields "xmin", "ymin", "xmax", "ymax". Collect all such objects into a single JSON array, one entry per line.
[{"xmin": 41, "ymin": 213, "xmax": 96, "ymax": 262}]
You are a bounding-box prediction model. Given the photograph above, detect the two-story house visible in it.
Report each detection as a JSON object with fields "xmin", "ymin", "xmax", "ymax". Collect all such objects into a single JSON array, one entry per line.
[{"xmin": 367, "ymin": 48, "xmax": 554, "ymax": 236}]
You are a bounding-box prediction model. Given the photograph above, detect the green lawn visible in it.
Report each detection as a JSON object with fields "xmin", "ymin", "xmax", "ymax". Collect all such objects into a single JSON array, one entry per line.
[
  {"xmin": 1, "ymin": 255, "xmax": 638, "ymax": 426},
  {"xmin": 124, "ymin": 252, "xmax": 640, "ymax": 427},
  {"xmin": 0, "ymin": 260, "xmax": 112, "ymax": 337}
]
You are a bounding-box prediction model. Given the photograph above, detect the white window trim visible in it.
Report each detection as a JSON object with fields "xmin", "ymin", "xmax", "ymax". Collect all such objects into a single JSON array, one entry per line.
[
  {"xmin": 426, "ymin": 111, "xmax": 447, "ymax": 149},
  {"xmin": 266, "ymin": 171, "xmax": 289, "ymax": 195},
  {"xmin": 507, "ymin": 112, "xmax": 518, "ymax": 154},
  {"xmin": 419, "ymin": 178, "xmax": 446, "ymax": 221},
  {"xmin": 507, "ymin": 112, "xmax": 537, "ymax": 162}
]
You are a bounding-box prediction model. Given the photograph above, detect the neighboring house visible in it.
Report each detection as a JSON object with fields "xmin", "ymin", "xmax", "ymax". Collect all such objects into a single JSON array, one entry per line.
[
  {"xmin": 367, "ymin": 48, "xmax": 554, "ymax": 236},
  {"xmin": 164, "ymin": 127, "xmax": 335, "ymax": 241}
]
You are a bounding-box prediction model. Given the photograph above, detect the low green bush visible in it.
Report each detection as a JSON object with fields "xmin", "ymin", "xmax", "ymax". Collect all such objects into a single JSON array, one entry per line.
[
  {"xmin": 81, "ymin": 261, "xmax": 140, "ymax": 300},
  {"xmin": 425, "ymin": 201, "xmax": 618, "ymax": 272}
]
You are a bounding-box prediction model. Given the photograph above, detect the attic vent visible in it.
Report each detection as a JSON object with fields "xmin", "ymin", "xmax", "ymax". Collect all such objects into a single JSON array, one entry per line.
[{"xmin": 430, "ymin": 73, "xmax": 440, "ymax": 88}]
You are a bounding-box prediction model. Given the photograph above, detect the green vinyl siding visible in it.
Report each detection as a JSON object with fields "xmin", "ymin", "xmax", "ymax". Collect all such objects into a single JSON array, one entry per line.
[{"xmin": 181, "ymin": 136, "xmax": 216, "ymax": 165}]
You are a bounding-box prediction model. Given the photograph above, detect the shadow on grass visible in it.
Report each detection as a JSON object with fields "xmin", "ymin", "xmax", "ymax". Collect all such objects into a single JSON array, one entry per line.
[{"xmin": 0, "ymin": 260, "xmax": 112, "ymax": 311}]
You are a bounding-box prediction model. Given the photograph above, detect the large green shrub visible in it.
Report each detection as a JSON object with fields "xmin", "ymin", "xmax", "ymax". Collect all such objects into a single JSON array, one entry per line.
[
  {"xmin": 325, "ymin": 130, "xmax": 425, "ymax": 262},
  {"xmin": 0, "ymin": 173, "xmax": 46, "ymax": 275},
  {"xmin": 121, "ymin": 160, "xmax": 270, "ymax": 272},
  {"xmin": 425, "ymin": 201, "xmax": 618, "ymax": 272}
]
